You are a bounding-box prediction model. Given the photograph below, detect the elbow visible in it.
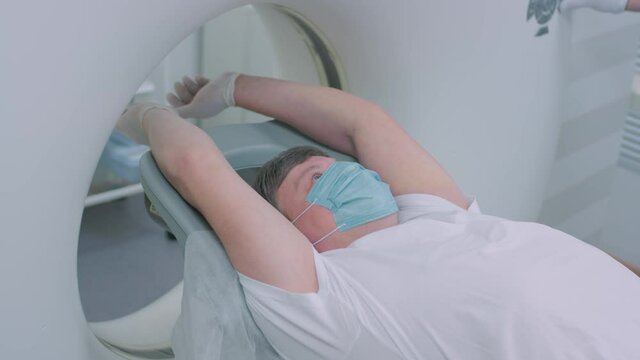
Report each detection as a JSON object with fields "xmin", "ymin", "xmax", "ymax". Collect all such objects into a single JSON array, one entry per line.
[
  {"xmin": 351, "ymin": 101, "xmax": 398, "ymax": 135},
  {"xmin": 162, "ymin": 148, "xmax": 209, "ymax": 190},
  {"xmin": 176, "ymin": 148, "xmax": 209, "ymax": 177}
]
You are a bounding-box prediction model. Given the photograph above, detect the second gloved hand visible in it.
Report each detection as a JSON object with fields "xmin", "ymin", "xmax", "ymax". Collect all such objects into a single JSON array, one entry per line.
[
  {"xmin": 560, "ymin": 0, "xmax": 629, "ymax": 12},
  {"xmin": 167, "ymin": 72, "xmax": 240, "ymax": 119},
  {"xmin": 116, "ymin": 103, "xmax": 174, "ymax": 144}
]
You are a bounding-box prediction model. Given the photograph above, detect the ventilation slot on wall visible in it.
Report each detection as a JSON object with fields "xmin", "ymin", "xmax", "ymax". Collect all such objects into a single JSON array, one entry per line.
[{"xmin": 619, "ymin": 113, "xmax": 640, "ymax": 174}]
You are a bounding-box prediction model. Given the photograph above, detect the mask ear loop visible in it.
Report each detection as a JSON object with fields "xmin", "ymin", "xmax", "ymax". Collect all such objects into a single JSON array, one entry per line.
[
  {"xmin": 312, "ymin": 224, "xmax": 345, "ymax": 247},
  {"xmin": 291, "ymin": 199, "xmax": 317, "ymax": 224}
]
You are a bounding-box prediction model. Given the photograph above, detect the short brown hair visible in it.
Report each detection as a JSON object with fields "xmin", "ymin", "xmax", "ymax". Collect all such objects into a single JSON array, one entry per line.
[{"xmin": 253, "ymin": 146, "xmax": 328, "ymax": 209}]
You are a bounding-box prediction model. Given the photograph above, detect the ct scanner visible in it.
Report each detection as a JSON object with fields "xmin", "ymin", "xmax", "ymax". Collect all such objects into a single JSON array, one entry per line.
[{"xmin": 0, "ymin": 0, "xmax": 566, "ymax": 359}]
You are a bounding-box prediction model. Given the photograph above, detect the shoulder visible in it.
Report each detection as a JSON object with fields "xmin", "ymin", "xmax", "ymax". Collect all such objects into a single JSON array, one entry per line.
[{"xmin": 238, "ymin": 251, "xmax": 362, "ymax": 359}]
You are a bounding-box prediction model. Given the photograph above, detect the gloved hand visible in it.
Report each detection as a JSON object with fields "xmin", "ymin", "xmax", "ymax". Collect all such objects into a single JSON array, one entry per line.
[
  {"xmin": 560, "ymin": 0, "xmax": 629, "ymax": 13},
  {"xmin": 166, "ymin": 72, "xmax": 240, "ymax": 119},
  {"xmin": 116, "ymin": 103, "xmax": 174, "ymax": 144}
]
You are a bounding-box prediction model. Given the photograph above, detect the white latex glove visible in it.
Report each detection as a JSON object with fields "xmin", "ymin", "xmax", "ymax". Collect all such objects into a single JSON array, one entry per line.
[
  {"xmin": 166, "ymin": 72, "xmax": 240, "ymax": 119},
  {"xmin": 116, "ymin": 103, "xmax": 174, "ymax": 144},
  {"xmin": 560, "ymin": 0, "xmax": 628, "ymax": 12}
]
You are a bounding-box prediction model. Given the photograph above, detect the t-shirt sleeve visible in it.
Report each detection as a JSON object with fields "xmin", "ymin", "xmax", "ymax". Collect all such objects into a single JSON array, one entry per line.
[
  {"xmin": 238, "ymin": 250, "xmax": 361, "ymax": 360},
  {"xmin": 394, "ymin": 193, "xmax": 481, "ymax": 224}
]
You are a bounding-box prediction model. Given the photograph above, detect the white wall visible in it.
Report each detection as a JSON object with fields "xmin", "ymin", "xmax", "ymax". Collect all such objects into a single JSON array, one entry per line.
[
  {"xmin": 201, "ymin": 5, "xmax": 279, "ymax": 125},
  {"xmin": 600, "ymin": 70, "xmax": 640, "ymax": 263},
  {"xmin": 601, "ymin": 167, "xmax": 640, "ymax": 262},
  {"xmin": 134, "ymin": 30, "xmax": 201, "ymax": 105},
  {"xmin": 538, "ymin": 10, "xmax": 640, "ymax": 263}
]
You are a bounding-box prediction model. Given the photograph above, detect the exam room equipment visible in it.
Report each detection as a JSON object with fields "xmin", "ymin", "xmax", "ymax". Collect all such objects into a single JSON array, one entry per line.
[{"xmin": 2, "ymin": 0, "xmax": 639, "ymax": 359}]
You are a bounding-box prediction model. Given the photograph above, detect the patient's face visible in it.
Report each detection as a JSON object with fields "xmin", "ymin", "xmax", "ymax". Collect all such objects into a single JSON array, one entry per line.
[{"xmin": 276, "ymin": 156, "xmax": 337, "ymax": 242}]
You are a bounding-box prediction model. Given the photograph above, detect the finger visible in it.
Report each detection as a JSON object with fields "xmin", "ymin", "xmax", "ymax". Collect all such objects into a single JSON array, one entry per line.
[
  {"xmin": 182, "ymin": 76, "xmax": 200, "ymax": 95},
  {"xmin": 166, "ymin": 93, "xmax": 184, "ymax": 108},
  {"xmin": 174, "ymin": 81, "xmax": 194, "ymax": 104},
  {"xmin": 195, "ymin": 75, "xmax": 210, "ymax": 87},
  {"xmin": 175, "ymin": 105, "xmax": 194, "ymax": 119}
]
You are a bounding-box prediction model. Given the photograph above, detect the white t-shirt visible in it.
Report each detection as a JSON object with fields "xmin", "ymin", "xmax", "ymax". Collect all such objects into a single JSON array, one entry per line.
[{"xmin": 238, "ymin": 194, "xmax": 640, "ymax": 360}]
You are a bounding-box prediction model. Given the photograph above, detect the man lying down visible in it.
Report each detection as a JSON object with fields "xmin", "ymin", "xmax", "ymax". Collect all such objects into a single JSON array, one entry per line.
[{"xmin": 118, "ymin": 73, "xmax": 640, "ymax": 359}]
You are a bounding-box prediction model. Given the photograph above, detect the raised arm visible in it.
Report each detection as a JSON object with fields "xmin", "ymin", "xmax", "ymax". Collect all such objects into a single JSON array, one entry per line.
[
  {"xmin": 232, "ymin": 75, "xmax": 469, "ymax": 209},
  {"xmin": 118, "ymin": 104, "xmax": 318, "ymax": 293}
]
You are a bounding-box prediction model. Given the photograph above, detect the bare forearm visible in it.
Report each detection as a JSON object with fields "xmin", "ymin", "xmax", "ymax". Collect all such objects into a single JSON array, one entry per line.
[
  {"xmin": 233, "ymin": 74, "xmax": 467, "ymax": 207},
  {"xmin": 234, "ymin": 75, "xmax": 389, "ymax": 155}
]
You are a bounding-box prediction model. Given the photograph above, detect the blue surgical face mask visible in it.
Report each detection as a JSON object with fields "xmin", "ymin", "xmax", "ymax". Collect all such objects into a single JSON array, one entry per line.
[{"xmin": 292, "ymin": 161, "xmax": 398, "ymax": 246}]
